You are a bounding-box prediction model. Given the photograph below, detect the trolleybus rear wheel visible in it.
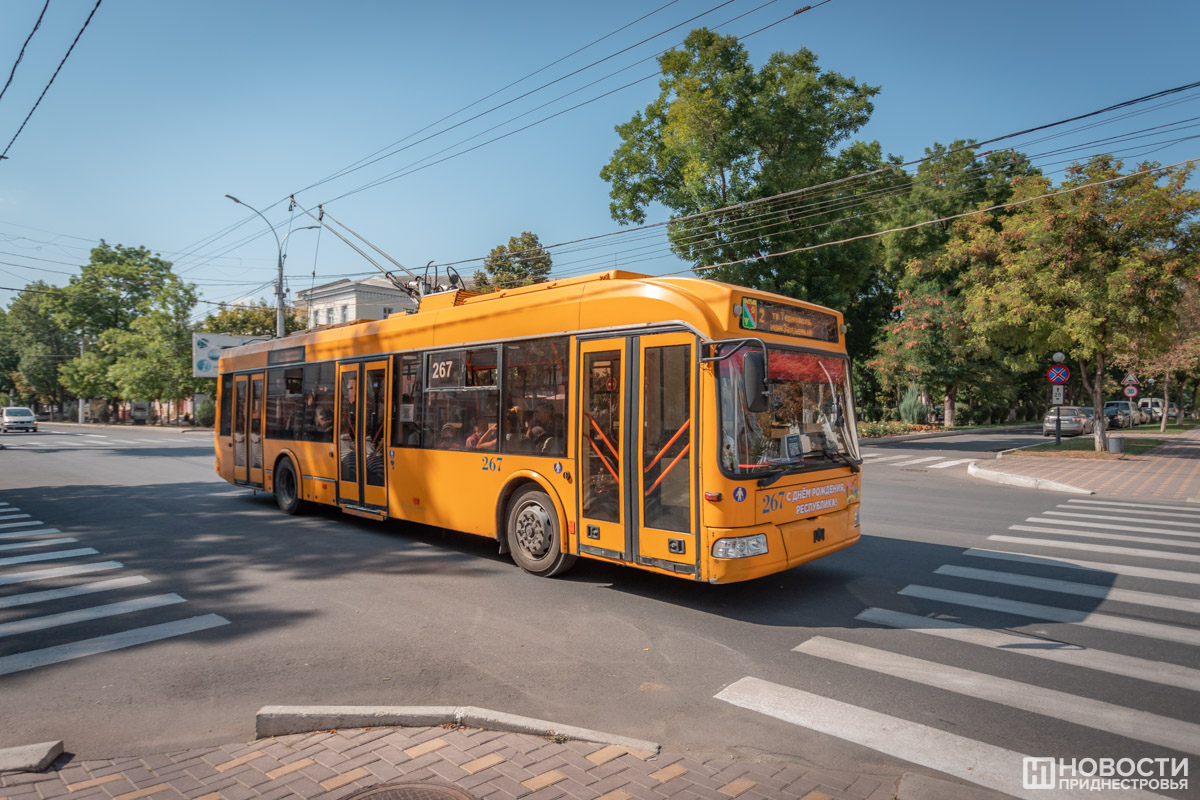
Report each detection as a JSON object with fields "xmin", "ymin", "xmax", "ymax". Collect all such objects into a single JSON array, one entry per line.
[
  {"xmin": 275, "ymin": 458, "xmax": 305, "ymax": 515},
  {"xmin": 506, "ymin": 486, "xmax": 576, "ymax": 577}
]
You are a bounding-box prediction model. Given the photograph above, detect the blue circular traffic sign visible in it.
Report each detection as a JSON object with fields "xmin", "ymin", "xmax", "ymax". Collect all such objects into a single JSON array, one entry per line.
[{"xmin": 1047, "ymin": 365, "xmax": 1070, "ymax": 384}]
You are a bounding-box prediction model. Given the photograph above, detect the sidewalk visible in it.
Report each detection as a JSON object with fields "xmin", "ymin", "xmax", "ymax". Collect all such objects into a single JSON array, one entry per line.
[
  {"xmin": 977, "ymin": 424, "xmax": 1200, "ymax": 501},
  {"xmin": 0, "ymin": 723, "xmax": 908, "ymax": 800}
]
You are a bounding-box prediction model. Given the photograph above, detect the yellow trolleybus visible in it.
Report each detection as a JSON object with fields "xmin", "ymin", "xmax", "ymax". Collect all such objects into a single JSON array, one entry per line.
[{"xmin": 214, "ymin": 270, "xmax": 861, "ymax": 583}]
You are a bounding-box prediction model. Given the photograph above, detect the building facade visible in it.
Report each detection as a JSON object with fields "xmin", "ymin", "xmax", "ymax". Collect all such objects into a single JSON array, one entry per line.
[{"xmin": 296, "ymin": 275, "xmax": 418, "ymax": 328}]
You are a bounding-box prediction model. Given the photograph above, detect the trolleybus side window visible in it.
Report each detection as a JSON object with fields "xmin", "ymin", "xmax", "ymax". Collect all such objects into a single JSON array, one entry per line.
[
  {"xmin": 265, "ymin": 367, "xmax": 304, "ymax": 439},
  {"xmin": 424, "ymin": 347, "xmax": 499, "ymax": 451},
  {"xmin": 302, "ymin": 363, "xmax": 336, "ymax": 443},
  {"xmin": 502, "ymin": 336, "xmax": 567, "ymax": 457},
  {"xmin": 392, "ymin": 353, "xmax": 423, "ymax": 447}
]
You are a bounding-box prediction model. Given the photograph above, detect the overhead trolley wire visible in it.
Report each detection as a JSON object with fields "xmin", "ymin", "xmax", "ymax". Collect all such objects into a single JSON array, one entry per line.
[
  {"xmin": 0, "ymin": 0, "xmax": 50, "ymax": 106},
  {"xmin": 0, "ymin": 0, "xmax": 103, "ymax": 162}
]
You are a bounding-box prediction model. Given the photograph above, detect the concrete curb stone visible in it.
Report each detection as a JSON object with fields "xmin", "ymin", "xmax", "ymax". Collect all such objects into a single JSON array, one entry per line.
[
  {"xmin": 256, "ymin": 705, "xmax": 662, "ymax": 755},
  {"xmin": 0, "ymin": 740, "xmax": 63, "ymax": 773},
  {"xmin": 967, "ymin": 461, "xmax": 1093, "ymax": 495}
]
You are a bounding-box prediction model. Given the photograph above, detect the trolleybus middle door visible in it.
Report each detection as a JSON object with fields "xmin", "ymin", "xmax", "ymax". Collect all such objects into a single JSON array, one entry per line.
[
  {"xmin": 577, "ymin": 339, "xmax": 631, "ymax": 561},
  {"xmin": 336, "ymin": 360, "xmax": 390, "ymax": 510}
]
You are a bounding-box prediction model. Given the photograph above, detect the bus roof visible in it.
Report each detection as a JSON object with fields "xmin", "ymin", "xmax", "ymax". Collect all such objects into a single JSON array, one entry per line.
[{"xmin": 217, "ymin": 270, "xmax": 845, "ymax": 373}]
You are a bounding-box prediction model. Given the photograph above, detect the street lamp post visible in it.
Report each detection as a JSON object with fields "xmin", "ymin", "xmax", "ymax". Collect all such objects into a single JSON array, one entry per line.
[{"xmin": 225, "ymin": 194, "xmax": 286, "ymax": 338}]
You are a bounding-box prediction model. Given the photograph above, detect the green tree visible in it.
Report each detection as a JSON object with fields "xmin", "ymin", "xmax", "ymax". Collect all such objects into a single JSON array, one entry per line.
[
  {"xmin": 104, "ymin": 274, "xmax": 205, "ymax": 415},
  {"xmin": 201, "ymin": 300, "xmax": 302, "ymax": 336},
  {"xmin": 871, "ymin": 143, "xmax": 1038, "ymax": 426},
  {"xmin": 961, "ymin": 156, "xmax": 1200, "ymax": 450},
  {"xmin": 472, "ymin": 231, "xmax": 552, "ymax": 292},
  {"xmin": 4, "ymin": 283, "xmax": 74, "ymax": 412},
  {"xmin": 599, "ymin": 28, "xmax": 897, "ymax": 358}
]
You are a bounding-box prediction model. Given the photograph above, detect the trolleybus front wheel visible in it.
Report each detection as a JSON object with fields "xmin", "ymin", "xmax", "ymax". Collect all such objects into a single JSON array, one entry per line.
[{"xmin": 506, "ymin": 486, "xmax": 576, "ymax": 577}]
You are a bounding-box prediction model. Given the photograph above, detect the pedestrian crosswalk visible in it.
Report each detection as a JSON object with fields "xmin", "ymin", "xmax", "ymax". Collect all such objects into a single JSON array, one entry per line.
[
  {"xmin": 0, "ymin": 499, "xmax": 228, "ymax": 676},
  {"xmin": 1, "ymin": 431, "xmax": 205, "ymax": 451},
  {"xmin": 859, "ymin": 450, "xmax": 976, "ymax": 471},
  {"xmin": 717, "ymin": 496, "xmax": 1199, "ymax": 799}
]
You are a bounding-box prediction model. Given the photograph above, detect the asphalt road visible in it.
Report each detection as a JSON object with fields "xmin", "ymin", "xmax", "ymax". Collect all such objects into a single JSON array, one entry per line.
[{"xmin": 1, "ymin": 424, "xmax": 1195, "ymax": 799}]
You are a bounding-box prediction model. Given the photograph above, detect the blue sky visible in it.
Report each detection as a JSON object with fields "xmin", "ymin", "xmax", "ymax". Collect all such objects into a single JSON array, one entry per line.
[{"xmin": 0, "ymin": 0, "xmax": 1196, "ymax": 319}]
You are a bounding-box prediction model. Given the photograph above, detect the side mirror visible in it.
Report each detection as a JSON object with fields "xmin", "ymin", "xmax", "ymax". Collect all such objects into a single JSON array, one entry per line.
[{"xmin": 743, "ymin": 351, "xmax": 769, "ymax": 413}]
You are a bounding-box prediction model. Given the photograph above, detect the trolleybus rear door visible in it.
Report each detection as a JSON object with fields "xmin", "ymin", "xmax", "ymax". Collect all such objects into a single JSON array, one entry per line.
[
  {"xmin": 233, "ymin": 374, "xmax": 249, "ymax": 484},
  {"xmin": 577, "ymin": 339, "xmax": 629, "ymax": 560},
  {"xmin": 336, "ymin": 360, "xmax": 390, "ymax": 510},
  {"xmin": 636, "ymin": 333, "xmax": 697, "ymax": 573},
  {"xmin": 233, "ymin": 372, "xmax": 265, "ymax": 486}
]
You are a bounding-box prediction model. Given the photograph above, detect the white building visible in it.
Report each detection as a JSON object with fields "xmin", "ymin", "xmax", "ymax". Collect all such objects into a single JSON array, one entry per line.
[{"xmin": 296, "ymin": 275, "xmax": 418, "ymax": 328}]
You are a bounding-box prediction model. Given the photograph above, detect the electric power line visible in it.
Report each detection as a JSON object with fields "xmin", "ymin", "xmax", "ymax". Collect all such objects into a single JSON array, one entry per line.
[{"xmin": 0, "ymin": 0, "xmax": 50, "ymax": 106}]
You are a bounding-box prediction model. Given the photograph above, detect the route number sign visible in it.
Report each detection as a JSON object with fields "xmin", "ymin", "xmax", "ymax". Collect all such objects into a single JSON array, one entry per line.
[
  {"xmin": 1123, "ymin": 385, "xmax": 1139, "ymax": 398},
  {"xmin": 1047, "ymin": 365, "xmax": 1070, "ymax": 384}
]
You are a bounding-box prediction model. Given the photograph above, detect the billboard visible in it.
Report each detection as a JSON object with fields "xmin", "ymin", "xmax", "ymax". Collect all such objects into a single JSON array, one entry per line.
[{"xmin": 192, "ymin": 333, "xmax": 261, "ymax": 378}]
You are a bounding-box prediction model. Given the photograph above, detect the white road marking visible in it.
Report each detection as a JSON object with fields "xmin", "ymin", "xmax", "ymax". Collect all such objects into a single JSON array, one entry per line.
[
  {"xmin": 794, "ymin": 636, "xmax": 1200, "ymax": 755},
  {"xmin": 0, "ymin": 548, "xmax": 100, "ymax": 567},
  {"xmin": 1067, "ymin": 498, "xmax": 1200, "ymax": 515},
  {"xmin": 1048, "ymin": 509, "xmax": 1200, "ymax": 528},
  {"xmin": 0, "ymin": 594, "xmax": 187, "ymax": 638},
  {"xmin": 934, "ymin": 564, "xmax": 1200, "ymax": 614},
  {"xmin": 0, "ymin": 528, "xmax": 61, "ymax": 540},
  {"xmin": 0, "ymin": 614, "xmax": 230, "ymax": 676},
  {"xmin": 715, "ymin": 677, "xmax": 1167, "ymax": 800},
  {"xmin": 0, "ymin": 520, "xmax": 42, "ymax": 529},
  {"xmin": 892, "ymin": 456, "xmax": 945, "ymax": 466},
  {"xmin": 1027, "ymin": 515, "xmax": 1200, "ymax": 538},
  {"xmin": 927, "ymin": 458, "xmax": 976, "ymax": 469},
  {"xmin": 0, "ymin": 537, "xmax": 77, "ymax": 552},
  {"xmin": 990, "ymin": 534, "xmax": 1200, "ymax": 563},
  {"xmin": 135, "ymin": 439, "xmax": 163, "ymax": 444},
  {"xmin": 899, "ymin": 584, "xmax": 1200, "ymax": 646},
  {"xmin": 0, "ymin": 561, "xmax": 123, "ymax": 586},
  {"xmin": 1010, "ymin": 523, "xmax": 1200, "ymax": 550},
  {"xmin": 0, "ymin": 576, "xmax": 151, "ymax": 609},
  {"xmin": 856, "ymin": 607, "xmax": 1200, "ymax": 692},
  {"xmin": 57, "ymin": 440, "xmax": 84, "ymax": 447},
  {"xmin": 964, "ymin": 547, "xmax": 1200, "ymax": 586},
  {"xmin": 859, "ymin": 452, "xmax": 885, "ymax": 458},
  {"xmin": 862, "ymin": 454, "xmax": 909, "ymax": 463},
  {"xmin": 0, "ymin": 514, "xmax": 32, "ymax": 521}
]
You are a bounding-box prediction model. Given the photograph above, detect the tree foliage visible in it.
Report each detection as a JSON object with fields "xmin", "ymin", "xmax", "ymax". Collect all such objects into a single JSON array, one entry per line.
[
  {"xmin": 960, "ymin": 156, "xmax": 1200, "ymax": 449},
  {"xmin": 472, "ymin": 231, "xmax": 552, "ymax": 292},
  {"xmin": 201, "ymin": 300, "xmax": 302, "ymax": 336},
  {"xmin": 599, "ymin": 28, "xmax": 897, "ymax": 358}
]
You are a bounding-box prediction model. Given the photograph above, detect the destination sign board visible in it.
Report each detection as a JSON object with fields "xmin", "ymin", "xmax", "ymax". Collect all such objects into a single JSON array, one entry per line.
[{"xmin": 739, "ymin": 297, "xmax": 839, "ymax": 343}]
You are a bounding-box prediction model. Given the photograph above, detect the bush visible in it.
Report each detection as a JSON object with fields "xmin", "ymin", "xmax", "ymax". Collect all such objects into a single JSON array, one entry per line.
[
  {"xmin": 97, "ymin": 404, "xmax": 111, "ymax": 423},
  {"xmin": 899, "ymin": 384, "xmax": 929, "ymax": 425},
  {"xmin": 884, "ymin": 406, "xmax": 899, "ymax": 421},
  {"xmin": 196, "ymin": 398, "xmax": 216, "ymax": 427}
]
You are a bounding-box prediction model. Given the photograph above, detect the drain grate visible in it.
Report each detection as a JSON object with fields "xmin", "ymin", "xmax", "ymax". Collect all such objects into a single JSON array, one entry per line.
[{"xmin": 336, "ymin": 783, "xmax": 479, "ymax": 800}]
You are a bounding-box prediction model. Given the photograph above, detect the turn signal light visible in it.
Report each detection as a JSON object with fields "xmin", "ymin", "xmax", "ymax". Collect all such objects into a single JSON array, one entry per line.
[{"xmin": 704, "ymin": 492, "xmax": 722, "ymax": 502}]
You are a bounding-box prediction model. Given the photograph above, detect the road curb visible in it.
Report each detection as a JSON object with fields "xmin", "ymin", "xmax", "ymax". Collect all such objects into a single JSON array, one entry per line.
[
  {"xmin": 255, "ymin": 705, "xmax": 661, "ymax": 755},
  {"xmin": 967, "ymin": 462, "xmax": 1093, "ymax": 495},
  {"xmin": 863, "ymin": 425, "xmax": 1039, "ymax": 445},
  {"xmin": 0, "ymin": 740, "xmax": 63, "ymax": 773}
]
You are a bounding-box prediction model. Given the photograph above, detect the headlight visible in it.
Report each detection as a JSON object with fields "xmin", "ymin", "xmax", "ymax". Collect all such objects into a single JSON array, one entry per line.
[{"xmin": 712, "ymin": 534, "xmax": 769, "ymax": 559}]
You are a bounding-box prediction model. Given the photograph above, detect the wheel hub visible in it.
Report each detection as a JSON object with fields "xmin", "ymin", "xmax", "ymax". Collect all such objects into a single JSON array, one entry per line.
[{"xmin": 515, "ymin": 502, "xmax": 551, "ymax": 557}]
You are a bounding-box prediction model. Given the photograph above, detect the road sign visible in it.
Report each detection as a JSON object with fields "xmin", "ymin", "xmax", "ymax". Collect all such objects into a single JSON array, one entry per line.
[
  {"xmin": 1047, "ymin": 365, "xmax": 1070, "ymax": 384},
  {"xmin": 1121, "ymin": 372, "xmax": 1140, "ymax": 385},
  {"xmin": 1123, "ymin": 385, "xmax": 1139, "ymax": 398},
  {"xmin": 1052, "ymin": 385, "xmax": 1065, "ymax": 405}
]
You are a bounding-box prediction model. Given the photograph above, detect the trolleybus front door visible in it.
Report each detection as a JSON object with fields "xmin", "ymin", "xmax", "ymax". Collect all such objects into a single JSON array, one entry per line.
[
  {"xmin": 233, "ymin": 372, "xmax": 265, "ymax": 487},
  {"xmin": 578, "ymin": 340, "xmax": 628, "ymax": 560},
  {"xmin": 336, "ymin": 360, "xmax": 389, "ymax": 509},
  {"xmin": 577, "ymin": 335, "xmax": 698, "ymax": 574}
]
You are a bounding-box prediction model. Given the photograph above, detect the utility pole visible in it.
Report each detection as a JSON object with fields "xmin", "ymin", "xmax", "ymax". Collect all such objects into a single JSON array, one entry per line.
[{"xmin": 225, "ymin": 195, "xmax": 285, "ymax": 338}]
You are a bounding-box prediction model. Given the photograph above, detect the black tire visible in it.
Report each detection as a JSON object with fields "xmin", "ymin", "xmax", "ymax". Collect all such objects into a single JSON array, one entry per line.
[
  {"xmin": 275, "ymin": 457, "xmax": 305, "ymax": 515},
  {"xmin": 506, "ymin": 485, "xmax": 576, "ymax": 577}
]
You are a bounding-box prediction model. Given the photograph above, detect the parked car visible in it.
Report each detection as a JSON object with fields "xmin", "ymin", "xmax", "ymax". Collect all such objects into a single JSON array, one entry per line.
[
  {"xmin": 1104, "ymin": 400, "xmax": 1138, "ymax": 428},
  {"xmin": 1139, "ymin": 398, "xmax": 1164, "ymax": 422},
  {"xmin": 1043, "ymin": 406, "xmax": 1093, "ymax": 437},
  {"xmin": 1, "ymin": 406, "xmax": 38, "ymax": 432},
  {"xmin": 1167, "ymin": 402, "xmax": 1180, "ymax": 420}
]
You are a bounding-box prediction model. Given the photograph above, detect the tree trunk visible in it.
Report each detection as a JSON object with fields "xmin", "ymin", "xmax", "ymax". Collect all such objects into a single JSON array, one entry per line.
[
  {"xmin": 1160, "ymin": 372, "xmax": 1169, "ymax": 433},
  {"xmin": 944, "ymin": 383, "xmax": 958, "ymax": 428},
  {"xmin": 1179, "ymin": 374, "xmax": 1188, "ymax": 424},
  {"xmin": 1080, "ymin": 355, "xmax": 1107, "ymax": 452}
]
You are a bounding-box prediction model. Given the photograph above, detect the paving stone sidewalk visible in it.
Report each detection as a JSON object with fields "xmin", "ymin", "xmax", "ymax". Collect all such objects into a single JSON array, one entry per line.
[
  {"xmin": 0, "ymin": 726, "xmax": 901, "ymax": 800},
  {"xmin": 984, "ymin": 424, "xmax": 1200, "ymax": 500}
]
